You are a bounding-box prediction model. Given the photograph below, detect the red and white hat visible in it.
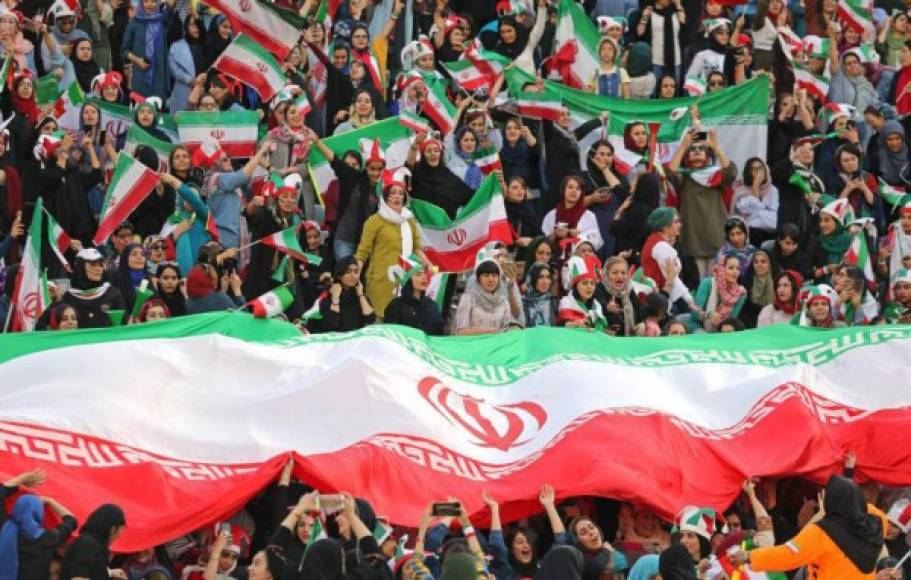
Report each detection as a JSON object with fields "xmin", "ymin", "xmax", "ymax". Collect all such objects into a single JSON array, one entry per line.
[
  {"xmin": 91, "ymin": 71, "xmax": 123, "ymax": 94},
  {"xmin": 49, "ymin": 0, "xmax": 78, "ymax": 18},
  {"xmin": 34, "ymin": 131, "xmax": 65, "ymax": 161},
  {"xmin": 381, "ymin": 167, "xmax": 411, "ymax": 193},
  {"xmin": 396, "ymin": 70, "xmax": 426, "ymax": 94},
  {"xmin": 359, "ymin": 138, "xmax": 386, "ymax": 167},
  {"xmin": 0, "ymin": 10, "xmax": 24, "ymax": 27},
  {"xmin": 566, "ymin": 255, "xmax": 601, "ymax": 287},
  {"xmin": 674, "ymin": 506, "xmax": 727, "ymax": 540},
  {"xmin": 400, "ymin": 36, "xmax": 435, "ymax": 70},
  {"xmin": 192, "ymin": 140, "xmax": 224, "ymax": 169},
  {"xmin": 820, "ymin": 198, "xmax": 854, "ymax": 227},
  {"xmin": 887, "ymin": 499, "xmax": 911, "ymax": 534}
]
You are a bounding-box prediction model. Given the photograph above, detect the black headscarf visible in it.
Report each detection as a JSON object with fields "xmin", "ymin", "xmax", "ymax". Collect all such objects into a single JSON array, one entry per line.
[
  {"xmin": 494, "ymin": 15, "xmax": 529, "ymax": 60},
  {"xmin": 183, "ymin": 14, "xmax": 205, "ymax": 74},
  {"xmin": 61, "ymin": 504, "xmax": 126, "ymax": 580},
  {"xmin": 113, "ymin": 242, "xmax": 148, "ymax": 313},
  {"xmin": 71, "ymin": 38, "xmax": 102, "ymax": 94},
  {"xmin": 70, "ymin": 256, "xmax": 108, "ymax": 290},
  {"xmin": 202, "ymin": 14, "xmax": 232, "ymax": 71},
  {"xmin": 411, "ymin": 154, "xmax": 474, "ymax": 219},
  {"xmin": 81, "ymin": 504, "xmax": 126, "ymax": 542},
  {"xmin": 155, "ymin": 263, "xmax": 186, "ymax": 316},
  {"xmin": 299, "ymin": 538, "xmax": 345, "ymax": 579},
  {"xmin": 816, "ymin": 475, "xmax": 884, "ymax": 573},
  {"xmin": 535, "ymin": 545, "xmax": 583, "ymax": 580},
  {"xmin": 659, "ymin": 544, "xmax": 697, "ymax": 580}
]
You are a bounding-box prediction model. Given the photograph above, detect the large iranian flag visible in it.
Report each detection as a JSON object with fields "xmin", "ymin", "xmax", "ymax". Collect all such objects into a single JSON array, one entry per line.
[
  {"xmin": 201, "ymin": 0, "xmax": 304, "ymax": 58},
  {"xmin": 411, "ymin": 174, "xmax": 512, "ymax": 272},
  {"xmin": 548, "ymin": 0, "xmax": 600, "ymax": 89},
  {"xmin": 176, "ymin": 110, "xmax": 259, "ymax": 158},
  {"xmin": 213, "ymin": 34, "xmax": 286, "ymax": 101},
  {"xmin": 124, "ymin": 125, "xmax": 174, "ymax": 172},
  {"xmin": 1, "ymin": 316, "xmax": 910, "ymax": 551},
  {"xmin": 308, "ymin": 117, "xmax": 412, "ymax": 199},
  {"xmin": 93, "ymin": 154, "xmax": 160, "ymax": 245},
  {"xmin": 507, "ymin": 70, "xmax": 769, "ymax": 178},
  {"xmin": 9, "ymin": 198, "xmax": 50, "ymax": 332}
]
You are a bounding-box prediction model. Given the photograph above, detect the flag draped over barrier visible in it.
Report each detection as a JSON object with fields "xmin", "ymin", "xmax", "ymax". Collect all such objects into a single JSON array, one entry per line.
[{"xmin": 1, "ymin": 314, "xmax": 910, "ymax": 551}]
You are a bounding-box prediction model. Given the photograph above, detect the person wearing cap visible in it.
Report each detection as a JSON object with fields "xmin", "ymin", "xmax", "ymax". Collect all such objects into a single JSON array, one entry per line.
[
  {"xmin": 62, "ymin": 248, "xmax": 126, "ymax": 328},
  {"xmin": 685, "ymin": 18, "xmax": 734, "ymax": 83},
  {"xmin": 884, "ymin": 268, "xmax": 911, "ymax": 322},
  {"xmin": 242, "ymin": 174, "xmax": 308, "ymax": 318},
  {"xmin": 795, "ymin": 283, "xmax": 845, "ymax": 327},
  {"xmin": 813, "ymin": 199, "xmax": 854, "ymax": 282},
  {"xmin": 556, "ymin": 255, "xmax": 606, "ymax": 329},
  {"xmin": 122, "ymin": 0, "xmax": 177, "ymax": 101}
]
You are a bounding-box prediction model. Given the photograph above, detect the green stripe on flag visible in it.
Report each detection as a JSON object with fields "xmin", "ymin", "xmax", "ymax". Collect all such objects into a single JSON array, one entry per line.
[
  {"xmin": 411, "ymin": 173, "xmax": 501, "ymax": 229},
  {"xmin": 1, "ymin": 312, "xmax": 910, "ymax": 378}
]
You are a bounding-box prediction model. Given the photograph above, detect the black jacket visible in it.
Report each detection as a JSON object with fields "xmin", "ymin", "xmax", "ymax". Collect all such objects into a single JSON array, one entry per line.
[{"xmin": 384, "ymin": 286, "xmax": 444, "ymax": 335}]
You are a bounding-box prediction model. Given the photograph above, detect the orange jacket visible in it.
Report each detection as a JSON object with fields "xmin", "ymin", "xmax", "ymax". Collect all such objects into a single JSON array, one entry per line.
[{"xmin": 749, "ymin": 505, "xmax": 888, "ymax": 580}]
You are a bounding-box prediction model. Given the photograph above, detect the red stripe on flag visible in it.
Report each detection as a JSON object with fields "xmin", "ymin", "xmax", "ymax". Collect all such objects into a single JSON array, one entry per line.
[
  {"xmin": 204, "ymin": 0, "xmax": 296, "ymax": 58},
  {"xmin": 92, "ymin": 169, "xmax": 161, "ymax": 245},
  {"xmin": 214, "ymin": 55, "xmax": 279, "ymax": 101},
  {"xmin": 3, "ymin": 380, "xmax": 910, "ymax": 550},
  {"xmin": 516, "ymin": 103, "xmax": 562, "ymax": 122}
]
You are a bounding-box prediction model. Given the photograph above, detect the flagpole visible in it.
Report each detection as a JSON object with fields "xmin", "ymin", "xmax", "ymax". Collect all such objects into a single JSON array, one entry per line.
[
  {"xmin": 2, "ymin": 299, "xmax": 13, "ymax": 333},
  {"xmin": 894, "ymin": 548, "xmax": 911, "ymax": 571}
]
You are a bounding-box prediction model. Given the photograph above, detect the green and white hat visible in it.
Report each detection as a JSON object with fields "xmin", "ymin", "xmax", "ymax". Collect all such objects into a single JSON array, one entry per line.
[
  {"xmin": 387, "ymin": 253, "xmax": 425, "ymax": 288},
  {"xmin": 819, "ymin": 103, "xmax": 855, "ymax": 129},
  {"xmin": 703, "ymin": 18, "xmax": 732, "ymax": 37},
  {"xmin": 820, "ymin": 198, "xmax": 854, "ymax": 227},
  {"xmin": 893, "ymin": 267, "xmax": 911, "ymax": 288},
  {"xmin": 673, "ymin": 506, "xmax": 726, "ymax": 540}
]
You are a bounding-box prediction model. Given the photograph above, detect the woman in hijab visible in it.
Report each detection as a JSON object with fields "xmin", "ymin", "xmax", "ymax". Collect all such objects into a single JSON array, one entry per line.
[
  {"xmin": 523, "ymin": 262, "xmax": 557, "ymax": 328},
  {"xmin": 875, "ymin": 120, "xmax": 909, "ymax": 187},
  {"xmin": 492, "ymin": 15, "xmax": 529, "ymax": 60},
  {"xmin": 453, "ymin": 257, "xmax": 520, "ymax": 335},
  {"xmin": 122, "ymin": 0, "xmax": 174, "ymax": 100},
  {"xmin": 113, "ymin": 242, "xmax": 151, "ymax": 314},
  {"xmin": 124, "ymin": 145, "xmax": 171, "ymax": 238},
  {"xmin": 505, "ymin": 176, "xmax": 542, "ymax": 245},
  {"xmin": 773, "ymin": 135, "xmax": 827, "ymax": 248},
  {"xmin": 542, "ymin": 175, "xmax": 604, "ymax": 255},
  {"xmin": 823, "ymin": 144, "xmax": 881, "ymax": 226},
  {"xmin": 627, "ymin": 42, "xmax": 657, "ymax": 98},
  {"xmin": 158, "ymin": 172, "xmax": 215, "ymax": 276},
  {"xmin": 658, "ymin": 545, "xmax": 698, "ymax": 580},
  {"xmin": 407, "ymin": 133, "xmax": 474, "ymax": 220},
  {"xmin": 737, "ymin": 249, "xmax": 779, "ymax": 328},
  {"xmin": 70, "ymin": 38, "xmax": 101, "ymax": 94},
  {"xmin": 11, "ymin": 72, "xmax": 42, "ymax": 126},
  {"xmin": 132, "ymin": 100, "xmax": 172, "ymax": 144},
  {"xmin": 0, "ymin": 12, "xmax": 33, "ymax": 73},
  {"xmin": 557, "ymin": 255, "xmax": 607, "ymax": 330},
  {"xmin": 714, "ymin": 216, "xmax": 756, "ymax": 275},
  {"xmin": 599, "ymin": 256, "xmax": 643, "ymax": 336},
  {"xmin": 731, "ymin": 157, "xmax": 779, "ymax": 246},
  {"xmin": 627, "ymin": 553, "xmax": 660, "ymax": 580},
  {"xmin": 829, "ymin": 50, "xmax": 882, "ymax": 119},
  {"xmin": 354, "ymin": 169, "xmax": 426, "ymax": 319},
  {"xmin": 63, "ymin": 248, "xmax": 126, "ymax": 328},
  {"xmin": 742, "ymin": 475, "xmax": 887, "ymax": 578},
  {"xmin": 154, "ymin": 262, "xmax": 186, "ymax": 317},
  {"xmin": 686, "ymin": 19, "xmax": 734, "ymax": 83},
  {"xmin": 690, "ymin": 253, "xmax": 747, "ymax": 332},
  {"xmin": 384, "ymin": 267, "xmax": 445, "ymax": 335},
  {"xmin": 535, "ymin": 546, "xmax": 584, "ymax": 580},
  {"xmin": 814, "ymin": 200, "xmax": 854, "ymax": 282},
  {"xmin": 612, "ymin": 171, "xmax": 660, "ymax": 263},
  {"xmin": 168, "ymin": 14, "xmax": 204, "ymax": 112},
  {"xmin": 0, "ymin": 494, "xmax": 77, "ymax": 580},
  {"xmin": 312, "ymin": 257, "xmax": 376, "ymax": 333},
  {"xmin": 445, "ymin": 126, "xmax": 485, "ymax": 190},
  {"xmin": 200, "ymin": 14, "xmax": 232, "ymax": 72},
  {"xmin": 60, "ymin": 503, "xmax": 126, "ymax": 580},
  {"xmin": 757, "ymin": 269, "xmax": 803, "ymax": 326},
  {"xmin": 333, "ymin": 86, "xmax": 379, "ymax": 134}
]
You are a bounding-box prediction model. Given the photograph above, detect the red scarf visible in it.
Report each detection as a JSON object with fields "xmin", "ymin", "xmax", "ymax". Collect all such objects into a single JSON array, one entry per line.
[
  {"xmin": 12, "ymin": 91, "xmax": 40, "ymax": 125},
  {"xmin": 555, "ymin": 194, "xmax": 586, "ymax": 229},
  {"xmin": 898, "ymin": 66, "xmax": 911, "ymax": 115},
  {"xmin": 773, "ymin": 270, "xmax": 803, "ymax": 315}
]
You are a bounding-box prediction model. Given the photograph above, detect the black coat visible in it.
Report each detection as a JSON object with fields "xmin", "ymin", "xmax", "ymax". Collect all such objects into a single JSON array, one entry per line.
[
  {"xmin": 63, "ymin": 285, "xmax": 125, "ymax": 328},
  {"xmin": 60, "ymin": 534, "xmax": 109, "ymax": 580},
  {"xmin": 314, "ymin": 288, "xmax": 376, "ymax": 333},
  {"xmin": 384, "ymin": 287, "xmax": 444, "ymax": 335},
  {"xmin": 18, "ymin": 515, "xmax": 79, "ymax": 580},
  {"xmin": 39, "ymin": 164, "xmax": 102, "ymax": 245}
]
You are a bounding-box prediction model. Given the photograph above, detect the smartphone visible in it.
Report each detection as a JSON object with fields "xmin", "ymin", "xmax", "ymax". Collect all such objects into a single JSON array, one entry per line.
[
  {"xmin": 219, "ymin": 522, "xmax": 231, "ymax": 535},
  {"xmin": 692, "ymin": 131, "xmax": 708, "ymax": 141},
  {"xmin": 431, "ymin": 502, "xmax": 461, "ymax": 517},
  {"xmin": 318, "ymin": 493, "xmax": 346, "ymax": 514}
]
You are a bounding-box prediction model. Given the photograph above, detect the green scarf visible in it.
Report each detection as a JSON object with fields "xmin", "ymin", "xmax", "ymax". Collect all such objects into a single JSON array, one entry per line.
[{"xmin": 820, "ymin": 223, "xmax": 852, "ymax": 265}]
